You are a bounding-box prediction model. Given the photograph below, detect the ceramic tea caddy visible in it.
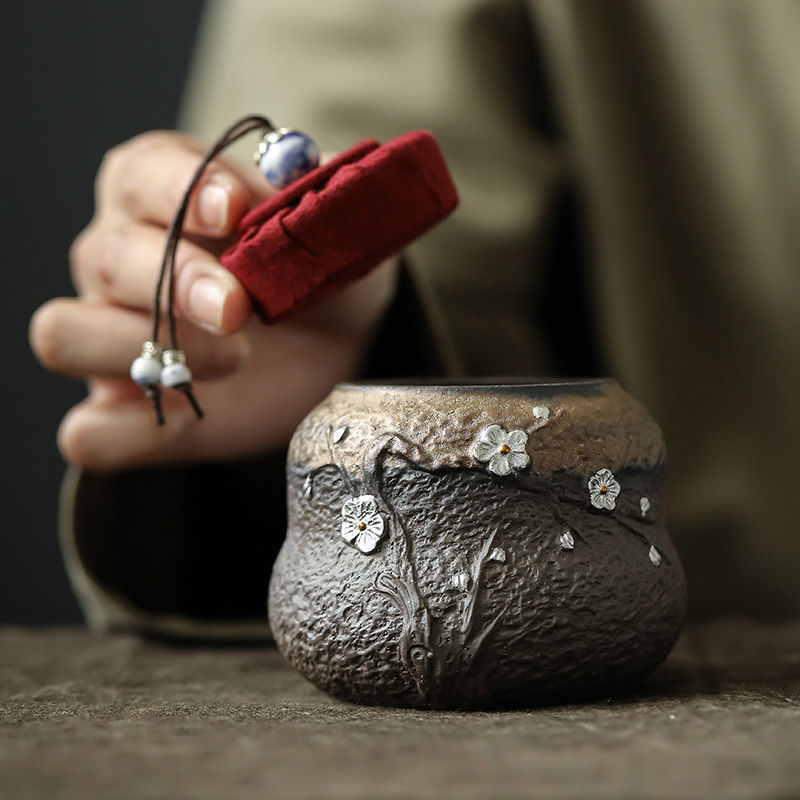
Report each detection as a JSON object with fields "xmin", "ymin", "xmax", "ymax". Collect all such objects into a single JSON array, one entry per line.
[{"xmin": 269, "ymin": 379, "xmax": 687, "ymax": 709}]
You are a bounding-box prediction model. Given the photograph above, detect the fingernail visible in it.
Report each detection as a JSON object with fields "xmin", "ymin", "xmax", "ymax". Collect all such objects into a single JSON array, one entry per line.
[
  {"xmin": 188, "ymin": 277, "xmax": 228, "ymax": 330},
  {"xmin": 197, "ymin": 183, "xmax": 229, "ymax": 232}
]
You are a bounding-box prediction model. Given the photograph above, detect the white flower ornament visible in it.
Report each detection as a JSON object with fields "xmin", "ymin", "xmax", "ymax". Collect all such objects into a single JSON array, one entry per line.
[
  {"xmin": 341, "ymin": 495, "xmax": 385, "ymax": 554},
  {"xmin": 474, "ymin": 425, "xmax": 530, "ymax": 476},
  {"xmin": 588, "ymin": 468, "xmax": 621, "ymax": 510}
]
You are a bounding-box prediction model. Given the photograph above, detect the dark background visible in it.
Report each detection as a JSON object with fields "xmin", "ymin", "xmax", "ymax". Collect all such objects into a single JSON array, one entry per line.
[{"xmin": 2, "ymin": 1, "xmax": 205, "ymax": 623}]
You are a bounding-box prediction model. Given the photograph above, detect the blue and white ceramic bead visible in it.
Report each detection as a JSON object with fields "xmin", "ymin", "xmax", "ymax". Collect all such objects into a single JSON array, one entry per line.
[
  {"xmin": 160, "ymin": 349, "xmax": 192, "ymax": 388},
  {"xmin": 255, "ymin": 128, "xmax": 320, "ymax": 189},
  {"xmin": 130, "ymin": 341, "xmax": 163, "ymax": 386}
]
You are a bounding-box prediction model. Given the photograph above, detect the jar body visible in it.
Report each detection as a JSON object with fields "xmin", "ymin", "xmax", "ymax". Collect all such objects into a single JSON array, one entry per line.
[{"xmin": 269, "ymin": 380, "xmax": 687, "ymax": 709}]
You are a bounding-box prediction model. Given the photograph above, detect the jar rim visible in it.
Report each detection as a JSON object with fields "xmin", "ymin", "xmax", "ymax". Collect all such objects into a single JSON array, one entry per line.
[{"xmin": 336, "ymin": 377, "xmax": 615, "ymax": 396}]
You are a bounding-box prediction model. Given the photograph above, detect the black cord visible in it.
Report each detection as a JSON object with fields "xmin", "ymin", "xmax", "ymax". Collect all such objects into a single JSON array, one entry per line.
[
  {"xmin": 144, "ymin": 386, "xmax": 165, "ymax": 426},
  {"xmin": 147, "ymin": 114, "xmax": 276, "ymax": 424},
  {"xmin": 152, "ymin": 114, "xmax": 276, "ymax": 345}
]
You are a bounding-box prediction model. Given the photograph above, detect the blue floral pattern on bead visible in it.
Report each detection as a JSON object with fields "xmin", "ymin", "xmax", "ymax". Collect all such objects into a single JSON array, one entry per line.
[{"xmin": 258, "ymin": 131, "xmax": 320, "ymax": 189}]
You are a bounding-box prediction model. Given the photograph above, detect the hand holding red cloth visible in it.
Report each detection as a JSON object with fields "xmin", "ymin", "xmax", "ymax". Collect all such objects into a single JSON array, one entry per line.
[{"xmin": 220, "ymin": 131, "xmax": 459, "ymax": 323}]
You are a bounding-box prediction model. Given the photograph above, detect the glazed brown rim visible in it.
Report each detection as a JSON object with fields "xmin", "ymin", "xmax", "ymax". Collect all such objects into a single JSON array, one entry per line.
[{"xmin": 337, "ymin": 377, "xmax": 614, "ymax": 391}]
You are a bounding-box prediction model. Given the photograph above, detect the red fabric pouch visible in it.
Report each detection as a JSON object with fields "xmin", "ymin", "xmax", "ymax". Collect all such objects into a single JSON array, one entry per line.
[{"xmin": 220, "ymin": 131, "xmax": 458, "ymax": 323}]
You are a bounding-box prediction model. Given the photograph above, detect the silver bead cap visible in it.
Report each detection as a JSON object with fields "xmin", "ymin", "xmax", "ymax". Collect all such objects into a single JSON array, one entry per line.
[
  {"xmin": 252, "ymin": 127, "xmax": 291, "ymax": 164},
  {"xmin": 161, "ymin": 349, "xmax": 187, "ymax": 366},
  {"xmin": 140, "ymin": 341, "xmax": 163, "ymax": 359}
]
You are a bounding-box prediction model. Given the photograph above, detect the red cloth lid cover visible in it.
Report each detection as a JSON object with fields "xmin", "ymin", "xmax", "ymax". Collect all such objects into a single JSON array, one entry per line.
[{"xmin": 220, "ymin": 130, "xmax": 459, "ymax": 323}]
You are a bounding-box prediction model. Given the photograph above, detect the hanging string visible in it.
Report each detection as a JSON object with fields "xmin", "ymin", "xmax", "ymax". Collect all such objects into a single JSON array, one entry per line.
[
  {"xmin": 145, "ymin": 114, "xmax": 276, "ymax": 424},
  {"xmin": 153, "ymin": 114, "xmax": 276, "ymax": 346},
  {"xmin": 132, "ymin": 113, "xmax": 320, "ymax": 425}
]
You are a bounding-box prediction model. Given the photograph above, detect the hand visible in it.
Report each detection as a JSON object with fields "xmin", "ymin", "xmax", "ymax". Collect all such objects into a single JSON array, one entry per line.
[{"xmin": 30, "ymin": 131, "xmax": 398, "ymax": 472}]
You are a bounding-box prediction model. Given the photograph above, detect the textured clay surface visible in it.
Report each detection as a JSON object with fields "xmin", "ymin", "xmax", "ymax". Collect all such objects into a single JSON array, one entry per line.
[{"xmin": 270, "ymin": 381, "xmax": 687, "ymax": 709}]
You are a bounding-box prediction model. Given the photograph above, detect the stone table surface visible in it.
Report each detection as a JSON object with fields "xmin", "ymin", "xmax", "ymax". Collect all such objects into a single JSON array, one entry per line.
[{"xmin": 0, "ymin": 623, "xmax": 798, "ymax": 800}]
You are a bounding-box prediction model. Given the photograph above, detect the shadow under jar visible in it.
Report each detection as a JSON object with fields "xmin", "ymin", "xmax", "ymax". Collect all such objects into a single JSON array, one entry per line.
[{"xmin": 269, "ymin": 379, "xmax": 687, "ymax": 709}]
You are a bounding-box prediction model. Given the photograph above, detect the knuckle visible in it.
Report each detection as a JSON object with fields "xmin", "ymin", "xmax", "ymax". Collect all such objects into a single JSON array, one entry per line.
[
  {"xmin": 56, "ymin": 411, "xmax": 102, "ymax": 469},
  {"xmin": 96, "ymin": 134, "xmax": 156, "ymax": 216},
  {"xmin": 115, "ymin": 151, "xmax": 149, "ymax": 218},
  {"xmin": 95, "ymin": 142, "xmax": 129, "ymax": 200},
  {"xmin": 93, "ymin": 223, "xmax": 130, "ymax": 291},
  {"xmin": 95, "ymin": 131, "xmax": 185, "ymax": 208},
  {"xmin": 69, "ymin": 227, "xmax": 90, "ymax": 267},
  {"xmin": 132, "ymin": 129, "xmax": 174, "ymax": 150},
  {"xmin": 68, "ymin": 225, "xmax": 95, "ymax": 290},
  {"xmin": 58, "ymin": 405, "xmax": 170, "ymax": 471},
  {"xmin": 69, "ymin": 221, "xmax": 130, "ymax": 293},
  {"xmin": 29, "ymin": 300, "xmax": 67, "ymax": 369},
  {"xmin": 56, "ymin": 412, "xmax": 82, "ymax": 465},
  {"xmin": 98, "ymin": 131, "xmax": 193, "ymax": 219}
]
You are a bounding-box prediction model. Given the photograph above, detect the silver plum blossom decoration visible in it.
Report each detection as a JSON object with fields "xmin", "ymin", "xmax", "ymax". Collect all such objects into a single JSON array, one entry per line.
[
  {"xmin": 532, "ymin": 405, "xmax": 550, "ymax": 422},
  {"xmin": 559, "ymin": 530, "xmax": 575, "ymax": 550},
  {"xmin": 450, "ymin": 572, "xmax": 471, "ymax": 592},
  {"xmin": 341, "ymin": 495, "xmax": 385, "ymax": 554},
  {"xmin": 332, "ymin": 425, "xmax": 349, "ymax": 444},
  {"xmin": 474, "ymin": 425, "xmax": 530, "ymax": 476},
  {"xmin": 588, "ymin": 468, "xmax": 621, "ymax": 510}
]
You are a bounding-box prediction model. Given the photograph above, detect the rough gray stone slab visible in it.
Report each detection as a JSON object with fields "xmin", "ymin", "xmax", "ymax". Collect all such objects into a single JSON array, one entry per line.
[{"xmin": 1, "ymin": 623, "xmax": 798, "ymax": 799}]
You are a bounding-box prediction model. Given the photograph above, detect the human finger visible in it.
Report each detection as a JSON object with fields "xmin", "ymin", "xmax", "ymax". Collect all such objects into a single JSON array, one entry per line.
[
  {"xmin": 96, "ymin": 132, "xmax": 272, "ymax": 237},
  {"xmin": 57, "ymin": 394, "xmax": 199, "ymax": 472},
  {"xmin": 57, "ymin": 380, "xmax": 261, "ymax": 472},
  {"xmin": 29, "ymin": 298, "xmax": 249, "ymax": 381},
  {"xmin": 70, "ymin": 221, "xmax": 252, "ymax": 334}
]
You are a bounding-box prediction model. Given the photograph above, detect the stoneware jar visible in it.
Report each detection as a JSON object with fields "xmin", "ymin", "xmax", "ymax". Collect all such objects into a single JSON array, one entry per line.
[{"xmin": 269, "ymin": 379, "xmax": 687, "ymax": 709}]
